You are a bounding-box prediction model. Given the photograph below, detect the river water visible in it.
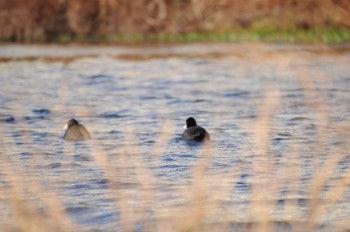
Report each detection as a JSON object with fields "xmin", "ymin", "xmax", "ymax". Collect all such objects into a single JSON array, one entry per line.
[{"xmin": 0, "ymin": 44, "xmax": 349, "ymax": 231}]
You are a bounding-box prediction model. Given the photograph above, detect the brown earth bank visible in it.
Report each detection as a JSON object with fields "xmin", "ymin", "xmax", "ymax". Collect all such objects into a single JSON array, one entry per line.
[{"xmin": 1, "ymin": 0, "xmax": 350, "ymax": 42}]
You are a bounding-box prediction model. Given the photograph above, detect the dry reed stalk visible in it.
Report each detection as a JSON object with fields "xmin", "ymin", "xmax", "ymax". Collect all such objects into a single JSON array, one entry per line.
[
  {"xmin": 150, "ymin": 120, "xmax": 174, "ymax": 163},
  {"xmin": 84, "ymin": 120, "xmax": 174, "ymax": 232},
  {"xmin": 306, "ymin": 146, "xmax": 350, "ymax": 230},
  {"xmin": 272, "ymin": 53, "xmax": 318, "ymax": 232},
  {"xmin": 278, "ymin": 142, "xmax": 304, "ymax": 231},
  {"xmin": 267, "ymin": 55, "xmax": 303, "ymax": 231},
  {"xmin": 291, "ymin": 54, "xmax": 350, "ymax": 231},
  {"xmin": 294, "ymin": 61, "xmax": 332, "ymax": 230},
  {"xmin": 59, "ymin": 79, "xmax": 127, "ymax": 230},
  {"xmin": 56, "ymin": 75, "xmax": 149, "ymax": 231},
  {"xmin": 249, "ymin": 87, "xmax": 280, "ymax": 232},
  {"xmin": 120, "ymin": 126, "xmax": 155, "ymax": 232},
  {"xmin": 159, "ymin": 141, "xmax": 215, "ymax": 232},
  {"xmin": 0, "ymin": 106, "xmax": 74, "ymax": 232},
  {"xmin": 184, "ymin": 142, "xmax": 215, "ymax": 231}
]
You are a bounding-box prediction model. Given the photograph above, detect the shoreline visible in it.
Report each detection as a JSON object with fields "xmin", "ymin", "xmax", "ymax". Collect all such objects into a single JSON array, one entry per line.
[
  {"xmin": 1, "ymin": 43, "xmax": 350, "ymax": 62},
  {"xmin": 1, "ymin": 29, "xmax": 350, "ymax": 45}
]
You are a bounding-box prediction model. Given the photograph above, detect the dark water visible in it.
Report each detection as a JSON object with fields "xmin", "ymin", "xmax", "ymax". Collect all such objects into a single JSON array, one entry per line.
[{"xmin": 0, "ymin": 44, "xmax": 349, "ymax": 231}]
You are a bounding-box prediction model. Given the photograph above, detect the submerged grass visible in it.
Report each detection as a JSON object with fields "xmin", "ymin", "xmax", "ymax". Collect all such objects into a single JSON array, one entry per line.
[{"xmin": 0, "ymin": 48, "xmax": 349, "ymax": 231}]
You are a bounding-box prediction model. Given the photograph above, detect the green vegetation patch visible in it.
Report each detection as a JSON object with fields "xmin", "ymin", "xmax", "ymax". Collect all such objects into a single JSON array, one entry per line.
[
  {"xmin": 92, "ymin": 28, "xmax": 350, "ymax": 44},
  {"xmin": 4, "ymin": 28, "xmax": 350, "ymax": 44}
]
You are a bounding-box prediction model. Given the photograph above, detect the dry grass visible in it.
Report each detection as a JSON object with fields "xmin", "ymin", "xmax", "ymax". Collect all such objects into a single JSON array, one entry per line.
[
  {"xmin": 0, "ymin": 0, "xmax": 349, "ymax": 41},
  {"xmin": 0, "ymin": 47, "xmax": 349, "ymax": 232}
]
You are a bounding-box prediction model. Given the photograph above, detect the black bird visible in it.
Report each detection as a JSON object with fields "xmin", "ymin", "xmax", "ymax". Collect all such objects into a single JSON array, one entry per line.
[
  {"xmin": 63, "ymin": 118, "xmax": 91, "ymax": 141},
  {"xmin": 182, "ymin": 117, "xmax": 210, "ymax": 142}
]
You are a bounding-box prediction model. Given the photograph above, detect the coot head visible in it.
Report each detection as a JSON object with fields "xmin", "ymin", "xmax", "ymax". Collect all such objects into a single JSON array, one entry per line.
[
  {"xmin": 63, "ymin": 118, "xmax": 91, "ymax": 141},
  {"xmin": 185, "ymin": 117, "xmax": 197, "ymax": 128},
  {"xmin": 64, "ymin": 118, "xmax": 79, "ymax": 130}
]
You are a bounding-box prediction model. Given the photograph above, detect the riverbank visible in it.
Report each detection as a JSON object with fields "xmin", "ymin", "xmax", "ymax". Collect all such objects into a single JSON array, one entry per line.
[
  {"xmin": 54, "ymin": 28, "xmax": 350, "ymax": 44},
  {"xmin": 1, "ymin": 0, "xmax": 349, "ymax": 43},
  {"xmin": 1, "ymin": 43, "xmax": 350, "ymax": 61},
  {"xmin": 2, "ymin": 28, "xmax": 350, "ymax": 44}
]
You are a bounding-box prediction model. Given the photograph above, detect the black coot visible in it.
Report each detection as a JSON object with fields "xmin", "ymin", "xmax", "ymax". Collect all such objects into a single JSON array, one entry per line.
[{"xmin": 182, "ymin": 117, "xmax": 210, "ymax": 142}]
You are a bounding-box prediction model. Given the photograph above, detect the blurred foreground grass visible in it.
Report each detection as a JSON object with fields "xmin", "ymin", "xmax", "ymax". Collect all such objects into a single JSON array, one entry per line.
[{"xmin": 0, "ymin": 66, "xmax": 349, "ymax": 232}]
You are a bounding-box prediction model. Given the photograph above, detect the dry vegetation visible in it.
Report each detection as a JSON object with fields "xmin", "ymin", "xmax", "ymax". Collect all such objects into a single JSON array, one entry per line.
[{"xmin": 0, "ymin": 0, "xmax": 350, "ymax": 42}]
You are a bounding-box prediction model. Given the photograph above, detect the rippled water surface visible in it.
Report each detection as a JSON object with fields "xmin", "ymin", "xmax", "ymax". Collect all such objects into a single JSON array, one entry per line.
[{"xmin": 0, "ymin": 44, "xmax": 350, "ymax": 231}]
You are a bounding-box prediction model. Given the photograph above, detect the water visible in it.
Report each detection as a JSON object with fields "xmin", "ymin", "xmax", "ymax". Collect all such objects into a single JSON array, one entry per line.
[{"xmin": 0, "ymin": 44, "xmax": 349, "ymax": 231}]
